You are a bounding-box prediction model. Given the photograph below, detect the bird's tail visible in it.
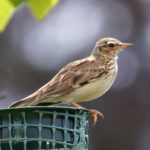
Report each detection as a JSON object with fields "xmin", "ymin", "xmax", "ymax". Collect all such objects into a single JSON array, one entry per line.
[
  {"xmin": 9, "ymin": 94, "xmax": 61, "ymax": 108},
  {"xmin": 9, "ymin": 99, "xmax": 60, "ymax": 108},
  {"xmin": 8, "ymin": 93, "xmax": 37, "ymax": 108},
  {"xmin": 9, "ymin": 99, "xmax": 28, "ymax": 108}
]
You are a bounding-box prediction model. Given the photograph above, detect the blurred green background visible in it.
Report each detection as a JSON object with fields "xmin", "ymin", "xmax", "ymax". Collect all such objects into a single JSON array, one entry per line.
[{"xmin": 0, "ymin": 0, "xmax": 150, "ymax": 150}]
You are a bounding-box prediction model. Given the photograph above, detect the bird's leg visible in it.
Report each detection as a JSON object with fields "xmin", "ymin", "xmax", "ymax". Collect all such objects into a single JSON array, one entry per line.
[
  {"xmin": 69, "ymin": 102, "xmax": 84, "ymax": 109},
  {"xmin": 69, "ymin": 102, "xmax": 104, "ymax": 125}
]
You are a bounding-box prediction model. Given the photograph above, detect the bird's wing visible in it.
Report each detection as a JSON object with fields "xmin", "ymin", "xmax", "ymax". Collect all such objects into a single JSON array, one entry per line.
[{"xmin": 25, "ymin": 57, "xmax": 106, "ymax": 105}]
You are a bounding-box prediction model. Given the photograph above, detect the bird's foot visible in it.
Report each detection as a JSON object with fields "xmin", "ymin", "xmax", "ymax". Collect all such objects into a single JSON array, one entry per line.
[
  {"xmin": 89, "ymin": 109, "xmax": 104, "ymax": 125},
  {"xmin": 69, "ymin": 102, "xmax": 104, "ymax": 125}
]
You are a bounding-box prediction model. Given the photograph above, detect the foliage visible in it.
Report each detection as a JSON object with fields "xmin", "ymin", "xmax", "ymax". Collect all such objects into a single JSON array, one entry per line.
[
  {"xmin": 0, "ymin": 0, "xmax": 59, "ymax": 32},
  {"xmin": 27, "ymin": 0, "xmax": 59, "ymax": 21}
]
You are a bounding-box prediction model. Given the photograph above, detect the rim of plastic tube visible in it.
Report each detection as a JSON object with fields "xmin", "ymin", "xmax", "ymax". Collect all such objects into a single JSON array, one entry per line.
[{"xmin": 0, "ymin": 106, "xmax": 90, "ymax": 113}]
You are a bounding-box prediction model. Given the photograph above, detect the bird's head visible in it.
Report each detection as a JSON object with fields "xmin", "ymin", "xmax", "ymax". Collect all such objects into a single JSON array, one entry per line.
[{"xmin": 92, "ymin": 37, "xmax": 132, "ymax": 57}]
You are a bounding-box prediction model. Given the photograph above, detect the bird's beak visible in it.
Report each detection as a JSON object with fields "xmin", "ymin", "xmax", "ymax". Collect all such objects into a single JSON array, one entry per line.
[{"xmin": 120, "ymin": 43, "xmax": 133, "ymax": 48}]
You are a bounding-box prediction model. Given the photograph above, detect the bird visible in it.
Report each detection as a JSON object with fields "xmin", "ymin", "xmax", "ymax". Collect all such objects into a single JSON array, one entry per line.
[{"xmin": 9, "ymin": 37, "xmax": 132, "ymax": 124}]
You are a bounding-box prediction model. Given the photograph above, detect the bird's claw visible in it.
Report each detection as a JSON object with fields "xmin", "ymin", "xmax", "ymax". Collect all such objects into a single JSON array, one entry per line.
[{"xmin": 89, "ymin": 109, "xmax": 104, "ymax": 125}]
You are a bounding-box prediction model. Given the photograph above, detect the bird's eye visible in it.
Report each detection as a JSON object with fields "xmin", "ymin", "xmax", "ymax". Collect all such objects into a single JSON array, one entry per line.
[{"xmin": 109, "ymin": 43, "xmax": 115, "ymax": 48}]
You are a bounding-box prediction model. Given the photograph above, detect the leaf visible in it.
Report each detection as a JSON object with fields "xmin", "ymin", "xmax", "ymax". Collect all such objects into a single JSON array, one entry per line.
[
  {"xmin": 0, "ymin": 0, "xmax": 59, "ymax": 32},
  {"xmin": 10, "ymin": 0, "xmax": 25, "ymax": 7},
  {"xmin": 27, "ymin": 0, "xmax": 59, "ymax": 21},
  {"xmin": 0, "ymin": 0, "xmax": 15, "ymax": 32}
]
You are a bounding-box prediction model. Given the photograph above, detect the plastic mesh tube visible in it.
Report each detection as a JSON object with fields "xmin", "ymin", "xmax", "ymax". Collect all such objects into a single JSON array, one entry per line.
[{"xmin": 0, "ymin": 106, "xmax": 89, "ymax": 150}]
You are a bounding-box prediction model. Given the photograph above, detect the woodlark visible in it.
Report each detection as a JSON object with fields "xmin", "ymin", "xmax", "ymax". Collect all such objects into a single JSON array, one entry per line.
[{"xmin": 9, "ymin": 38, "xmax": 132, "ymax": 124}]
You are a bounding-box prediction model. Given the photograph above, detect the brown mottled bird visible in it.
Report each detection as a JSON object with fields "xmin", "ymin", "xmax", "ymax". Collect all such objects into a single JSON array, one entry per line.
[{"xmin": 9, "ymin": 38, "xmax": 132, "ymax": 124}]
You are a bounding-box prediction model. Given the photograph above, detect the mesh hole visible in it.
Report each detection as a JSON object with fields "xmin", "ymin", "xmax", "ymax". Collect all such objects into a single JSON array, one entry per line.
[
  {"xmin": 67, "ymin": 117, "xmax": 74, "ymax": 129},
  {"xmin": 42, "ymin": 141, "xmax": 56, "ymax": 149},
  {"xmin": 56, "ymin": 115, "xmax": 65, "ymax": 127},
  {"xmin": 56, "ymin": 144, "xmax": 69, "ymax": 149},
  {"xmin": 76, "ymin": 133, "xmax": 80, "ymax": 143},
  {"xmin": 55, "ymin": 129, "xmax": 64, "ymax": 142},
  {"xmin": 41, "ymin": 128, "xmax": 52, "ymax": 139},
  {"xmin": 0, "ymin": 127, "xmax": 9, "ymax": 139},
  {"xmin": 11, "ymin": 126, "xmax": 24, "ymax": 138},
  {"xmin": 12, "ymin": 142, "xmax": 24, "ymax": 149},
  {"xmin": 0, "ymin": 113, "xmax": 8, "ymax": 125},
  {"xmin": 77, "ymin": 118, "xmax": 81, "ymax": 129},
  {"xmin": 26, "ymin": 112, "xmax": 39, "ymax": 124},
  {"xmin": 42, "ymin": 141, "xmax": 51, "ymax": 149},
  {"xmin": 27, "ymin": 127, "xmax": 39, "ymax": 138},
  {"xmin": 27, "ymin": 141, "xmax": 38, "ymax": 150},
  {"xmin": 67, "ymin": 131, "xmax": 74, "ymax": 143},
  {"xmin": 42, "ymin": 114, "xmax": 52, "ymax": 125},
  {"xmin": 11, "ymin": 112, "xmax": 23, "ymax": 124},
  {"xmin": 1, "ymin": 142, "xmax": 10, "ymax": 150}
]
